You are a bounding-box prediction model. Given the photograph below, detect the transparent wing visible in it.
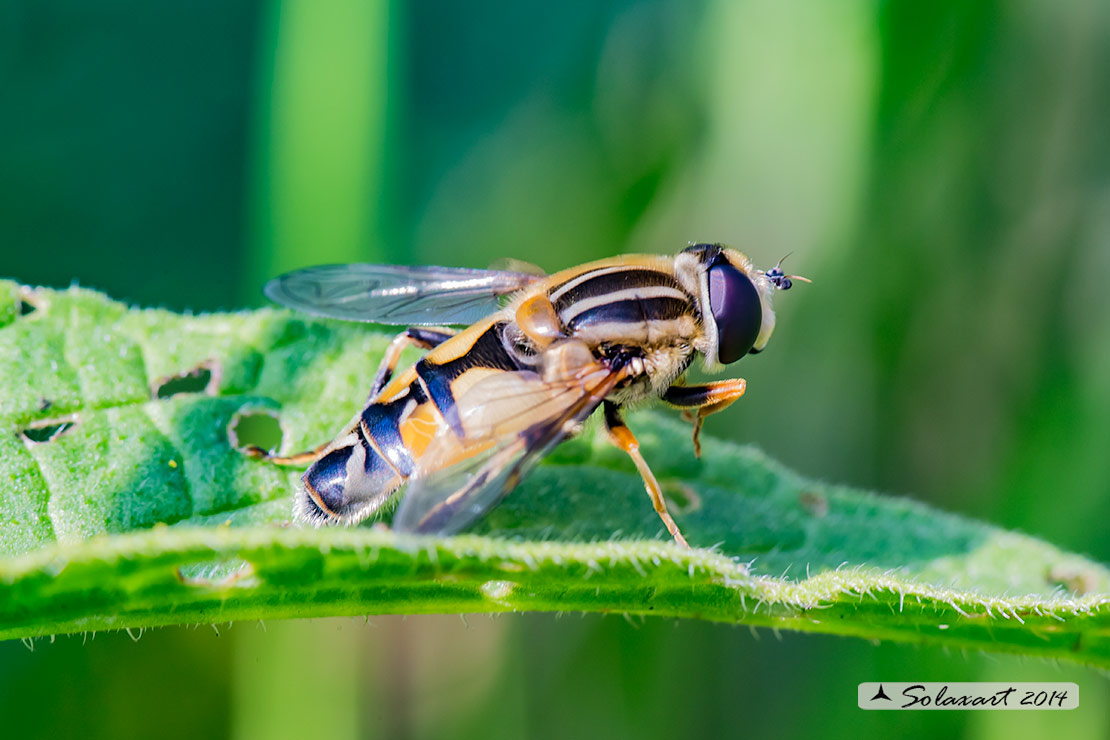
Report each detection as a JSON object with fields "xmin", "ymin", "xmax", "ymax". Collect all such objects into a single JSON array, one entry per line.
[
  {"xmin": 486, "ymin": 257, "xmax": 546, "ymax": 277},
  {"xmin": 264, "ymin": 263, "xmax": 541, "ymax": 325},
  {"xmin": 392, "ymin": 359, "xmax": 628, "ymax": 535}
]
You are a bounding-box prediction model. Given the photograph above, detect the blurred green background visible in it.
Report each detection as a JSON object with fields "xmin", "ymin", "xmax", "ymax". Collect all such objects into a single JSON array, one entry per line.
[{"xmin": 2, "ymin": 0, "xmax": 1109, "ymax": 737}]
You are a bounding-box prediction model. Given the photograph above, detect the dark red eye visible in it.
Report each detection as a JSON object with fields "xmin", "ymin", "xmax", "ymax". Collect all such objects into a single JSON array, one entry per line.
[{"xmin": 708, "ymin": 262, "xmax": 762, "ymax": 364}]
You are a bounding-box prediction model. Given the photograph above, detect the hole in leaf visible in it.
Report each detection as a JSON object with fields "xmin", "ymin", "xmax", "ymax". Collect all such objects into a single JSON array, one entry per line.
[
  {"xmin": 21, "ymin": 418, "xmax": 77, "ymax": 444},
  {"xmin": 1047, "ymin": 565, "xmax": 1096, "ymax": 596},
  {"xmin": 661, "ymin": 480, "xmax": 701, "ymax": 515},
  {"xmin": 480, "ymin": 580, "xmax": 516, "ymax": 602},
  {"xmin": 177, "ymin": 559, "xmax": 259, "ymax": 588},
  {"xmin": 228, "ymin": 409, "xmax": 284, "ymax": 456},
  {"xmin": 17, "ymin": 288, "xmax": 41, "ymax": 318},
  {"xmin": 799, "ymin": 490, "xmax": 829, "ymax": 518},
  {"xmin": 153, "ymin": 361, "xmax": 217, "ymax": 399}
]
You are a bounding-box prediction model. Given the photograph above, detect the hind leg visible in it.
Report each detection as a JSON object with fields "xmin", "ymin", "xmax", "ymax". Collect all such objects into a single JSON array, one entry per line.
[{"xmin": 245, "ymin": 327, "xmax": 456, "ymax": 465}]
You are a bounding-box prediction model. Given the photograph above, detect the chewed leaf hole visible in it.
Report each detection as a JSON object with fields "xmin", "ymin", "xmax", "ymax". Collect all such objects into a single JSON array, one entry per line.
[
  {"xmin": 661, "ymin": 480, "xmax": 702, "ymax": 515},
  {"xmin": 1048, "ymin": 565, "xmax": 1097, "ymax": 596},
  {"xmin": 177, "ymin": 559, "xmax": 259, "ymax": 588},
  {"xmin": 799, "ymin": 490, "xmax": 829, "ymax": 518},
  {"xmin": 17, "ymin": 287, "xmax": 41, "ymax": 318},
  {"xmin": 21, "ymin": 418, "xmax": 77, "ymax": 444},
  {"xmin": 229, "ymin": 409, "xmax": 284, "ymax": 456},
  {"xmin": 154, "ymin": 361, "xmax": 217, "ymax": 399}
]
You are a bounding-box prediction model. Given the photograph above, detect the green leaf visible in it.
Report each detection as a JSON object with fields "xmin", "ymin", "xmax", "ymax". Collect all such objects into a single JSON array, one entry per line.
[{"xmin": 2, "ymin": 280, "xmax": 1108, "ymax": 667}]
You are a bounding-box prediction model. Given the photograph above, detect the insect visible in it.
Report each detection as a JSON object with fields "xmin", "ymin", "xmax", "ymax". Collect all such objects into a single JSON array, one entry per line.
[{"xmin": 255, "ymin": 244, "xmax": 804, "ymax": 547}]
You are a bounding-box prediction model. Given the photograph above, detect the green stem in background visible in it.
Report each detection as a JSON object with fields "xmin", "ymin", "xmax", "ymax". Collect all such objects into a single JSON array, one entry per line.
[
  {"xmin": 241, "ymin": 0, "xmax": 394, "ymax": 734},
  {"xmin": 246, "ymin": 0, "xmax": 394, "ymax": 301},
  {"xmin": 232, "ymin": 618, "xmax": 359, "ymax": 740}
]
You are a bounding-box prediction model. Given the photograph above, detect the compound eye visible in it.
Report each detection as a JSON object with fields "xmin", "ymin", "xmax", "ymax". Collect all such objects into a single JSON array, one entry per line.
[{"xmin": 707, "ymin": 263, "xmax": 762, "ymax": 364}]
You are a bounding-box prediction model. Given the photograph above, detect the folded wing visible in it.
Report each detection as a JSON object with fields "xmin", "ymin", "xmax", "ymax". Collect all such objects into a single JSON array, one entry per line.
[
  {"xmin": 393, "ymin": 346, "xmax": 629, "ymax": 535},
  {"xmin": 264, "ymin": 263, "xmax": 541, "ymax": 325}
]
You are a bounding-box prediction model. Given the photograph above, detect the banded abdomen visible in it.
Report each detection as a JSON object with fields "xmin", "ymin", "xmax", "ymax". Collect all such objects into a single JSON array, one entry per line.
[{"xmin": 298, "ymin": 317, "xmax": 521, "ymax": 524}]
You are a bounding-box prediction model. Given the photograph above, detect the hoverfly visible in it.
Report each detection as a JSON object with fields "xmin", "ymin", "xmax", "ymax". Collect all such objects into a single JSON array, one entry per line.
[{"xmin": 256, "ymin": 244, "xmax": 804, "ymax": 548}]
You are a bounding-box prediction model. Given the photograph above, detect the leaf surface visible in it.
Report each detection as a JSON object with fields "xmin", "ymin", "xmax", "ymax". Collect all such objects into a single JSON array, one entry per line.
[{"xmin": 1, "ymin": 281, "xmax": 1108, "ymax": 666}]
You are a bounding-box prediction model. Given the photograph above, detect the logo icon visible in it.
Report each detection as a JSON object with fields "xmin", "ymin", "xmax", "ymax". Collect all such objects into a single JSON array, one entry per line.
[{"xmin": 870, "ymin": 684, "xmax": 892, "ymax": 701}]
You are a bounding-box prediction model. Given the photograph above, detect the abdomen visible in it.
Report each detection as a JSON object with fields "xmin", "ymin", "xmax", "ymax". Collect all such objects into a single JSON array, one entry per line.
[{"xmin": 299, "ymin": 317, "xmax": 518, "ymax": 523}]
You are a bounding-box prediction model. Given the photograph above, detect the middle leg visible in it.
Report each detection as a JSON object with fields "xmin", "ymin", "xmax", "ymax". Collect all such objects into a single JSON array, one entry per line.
[
  {"xmin": 603, "ymin": 402, "xmax": 690, "ymax": 548},
  {"xmin": 369, "ymin": 327, "xmax": 457, "ymax": 400}
]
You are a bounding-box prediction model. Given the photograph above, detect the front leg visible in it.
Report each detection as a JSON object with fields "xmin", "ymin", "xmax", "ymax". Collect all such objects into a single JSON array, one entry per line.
[
  {"xmin": 662, "ymin": 379, "xmax": 747, "ymax": 458},
  {"xmin": 603, "ymin": 402, "xmax": 690, "ymax": 548}
]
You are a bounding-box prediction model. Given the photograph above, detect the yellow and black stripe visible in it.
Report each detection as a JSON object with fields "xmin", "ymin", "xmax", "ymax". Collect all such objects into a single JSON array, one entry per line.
[{"xmin": 548, "ymin": 261, "xmax": 699, "ymax": 345}]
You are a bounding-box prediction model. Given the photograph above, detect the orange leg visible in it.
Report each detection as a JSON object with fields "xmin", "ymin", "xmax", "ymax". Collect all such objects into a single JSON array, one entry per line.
[
  {"xmin": 603, "ymin": 403, "xmax": 690, "ymax": 548},
  {"xmin": 662, "ymin": 379, "xmax": 747, "ymax": 458},
  {"xmin": 243, "ymin": 441, "xmax": 331, "ymax": 466}
]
